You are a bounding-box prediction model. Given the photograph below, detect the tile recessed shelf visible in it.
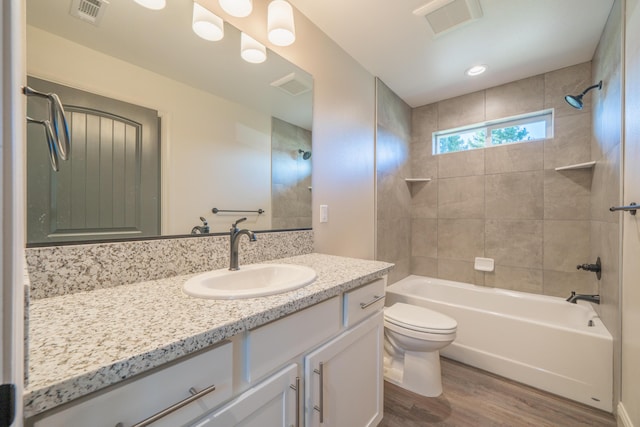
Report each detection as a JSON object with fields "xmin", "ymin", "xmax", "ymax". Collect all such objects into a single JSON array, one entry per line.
[
  {"xmin": 554, "ymin": 161, "xmax": 596, "ymax": 171},
  {"xmin": 405, "ymin": 178, "xmax": 432, "ymax": 182}
]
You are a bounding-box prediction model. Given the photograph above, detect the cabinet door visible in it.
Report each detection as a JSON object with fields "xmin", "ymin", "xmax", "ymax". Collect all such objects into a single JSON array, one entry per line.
[
  {"xmin": 192, "ymin": 364, "xmax": 299, "ymax": 427},
  {"xmin": 305, "ymin": 311, "xmax": 383, "ymax": 427}
]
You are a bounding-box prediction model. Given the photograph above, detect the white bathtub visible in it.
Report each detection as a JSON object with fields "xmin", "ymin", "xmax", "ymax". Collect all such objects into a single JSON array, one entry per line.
[{"xmin": 385, "ymin": 275, "xmax": 613, "ymax": 412}]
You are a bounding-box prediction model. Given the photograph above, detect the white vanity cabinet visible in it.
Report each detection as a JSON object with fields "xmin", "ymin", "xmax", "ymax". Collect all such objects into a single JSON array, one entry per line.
[
  {"xmin": 191, "ymin": 364, "xmax": 299, "ymax": 427},
  {"xmin": 28, "ymin": 276, "xmax": 387, "ymax": 427},
  {"xmin": 31, "ymin": 342, "xmax": 234, "ymax": 427},
  {"xmin": 304, "ymin": 279, "xmax": 385, "ymax": 427}
]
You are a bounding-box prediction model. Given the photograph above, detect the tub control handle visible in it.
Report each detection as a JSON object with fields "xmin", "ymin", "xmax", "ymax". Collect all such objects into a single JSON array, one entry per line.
[
  {"xmin": 360, "ymin": 295, "xmax": 385, "ymax": 309},
  {"xmin": 313, "ymin": 362, "xmax": 325, "ymax": 423}
]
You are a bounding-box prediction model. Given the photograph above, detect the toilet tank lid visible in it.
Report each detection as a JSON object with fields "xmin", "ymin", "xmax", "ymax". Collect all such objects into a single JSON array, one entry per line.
[{"xmin": 385, "ymin": 303, "xmax": 457, "ymax": 331}]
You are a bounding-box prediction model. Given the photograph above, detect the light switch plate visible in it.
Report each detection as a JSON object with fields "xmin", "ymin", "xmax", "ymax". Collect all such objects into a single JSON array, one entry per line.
[{"xmin": 320, "ymin": 205, "xmax": 328, "ymax": 223}]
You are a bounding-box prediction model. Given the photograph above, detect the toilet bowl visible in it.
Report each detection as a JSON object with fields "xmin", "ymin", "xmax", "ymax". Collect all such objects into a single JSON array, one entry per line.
[{"xmin": 383, "ymin": 302, "xmax": 457, "ymax": 397}]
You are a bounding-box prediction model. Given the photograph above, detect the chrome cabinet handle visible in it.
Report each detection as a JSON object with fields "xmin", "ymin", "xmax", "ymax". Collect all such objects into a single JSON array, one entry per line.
[
  {"xmin": 115, "ymin": 384, "xmax": 216, "ymax": 427},
  {"xmin": 289, "ymin": 376, "xmax": 301, "ymax": 427},
  {"xmin": 313, "ymin": 362, "xmax": 325, "ymax": 423},
  {"xmin": 360, "ymin": 295, "xmax": 385, "ymax": 309},
  {"xmin": 610, "ymin": 202, "xmax": 637, "ymax": 215}
]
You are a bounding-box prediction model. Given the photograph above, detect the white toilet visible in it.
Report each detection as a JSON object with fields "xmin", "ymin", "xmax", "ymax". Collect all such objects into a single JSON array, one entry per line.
[{"xmin": 383, "ymin": 302, "xmax": 457, "ymax": 397}]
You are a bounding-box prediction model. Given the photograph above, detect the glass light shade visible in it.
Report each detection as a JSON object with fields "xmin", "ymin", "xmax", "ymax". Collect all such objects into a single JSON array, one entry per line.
[
  {"xmin": 192, "ymin": 2, "xmax": 224, "ymax": 41},
  {"xmin": 267, "ymin": 0, "xmax": 295, "ymax": 46},
  {"xmin": 133, "ymin": 0, "xmax": 166, "ymax": 10},
  {"xmin": 241, "ymin": 33, "xmax": 267, "ymax": 63},
  {"xmin": 219, "ymin": 0, "xmax": 253, "ymax": 17}
]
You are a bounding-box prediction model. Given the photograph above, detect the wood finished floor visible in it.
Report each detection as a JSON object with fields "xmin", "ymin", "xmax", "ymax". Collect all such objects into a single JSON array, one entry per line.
[{"xmin": 379, "ymin": 358, "xmax": 616, "ymax": 427}]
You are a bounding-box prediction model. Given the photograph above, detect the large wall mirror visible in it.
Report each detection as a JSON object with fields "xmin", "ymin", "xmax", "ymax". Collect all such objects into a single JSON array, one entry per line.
[{"xmin": 26, "ymin": 0, "xmax": 313, "ymax": 245}]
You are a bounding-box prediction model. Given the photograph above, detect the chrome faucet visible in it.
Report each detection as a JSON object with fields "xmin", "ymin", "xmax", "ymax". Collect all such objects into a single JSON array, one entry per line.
[
  {"xmin": 229, "ymin": 217, "xmax": 257, "ymax": 271},
  {"xmin": 566, "ymin": 291, "xmax": 600, "ymax": 304},
  {"xmin": 191, "ymin": 216, "xmax": 210, "ymax": 234}
]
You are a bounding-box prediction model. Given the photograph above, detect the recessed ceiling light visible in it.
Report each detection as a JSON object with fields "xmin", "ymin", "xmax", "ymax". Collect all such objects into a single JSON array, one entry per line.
[{"xmin": 466, "ymin": 65, "xmax": 487, "ymax": 76}]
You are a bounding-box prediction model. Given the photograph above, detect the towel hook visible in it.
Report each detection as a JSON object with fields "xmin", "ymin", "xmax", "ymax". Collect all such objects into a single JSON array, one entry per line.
[{"xmin": 23, "ymin": 86, "xmax": 71, "ymax": 164}]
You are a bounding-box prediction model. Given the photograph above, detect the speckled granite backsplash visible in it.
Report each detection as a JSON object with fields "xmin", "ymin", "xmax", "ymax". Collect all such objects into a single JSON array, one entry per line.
[{"xmin": 26, "ymin": 230, "xmax": 314, "ymax": 300}]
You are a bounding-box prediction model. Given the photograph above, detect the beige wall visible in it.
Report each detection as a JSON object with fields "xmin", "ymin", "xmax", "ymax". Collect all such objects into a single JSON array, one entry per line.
[
  {"xmin": 376, "ymin": 79, "xmax": 412, "ymax": 284},
  {"xmin": 271, "ymin": 117, "xmax": 312, "ymax": 230},
  {"xmin": 590, "ymin": 0, "xmax": 623, "ymax": 410},
  {"xmin": 410, "ymin": 63, "xmax": 597, "ymax": 297},
  {"xmin": 202, "ymin": 0, "xmax": 376, "ymax": 259}
]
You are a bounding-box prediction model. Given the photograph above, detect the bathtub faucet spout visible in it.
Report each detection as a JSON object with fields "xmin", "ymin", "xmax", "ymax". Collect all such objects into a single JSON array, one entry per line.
[{"xmin": 566, "ymin": 291, "xmax": 600, "ymax": 304}]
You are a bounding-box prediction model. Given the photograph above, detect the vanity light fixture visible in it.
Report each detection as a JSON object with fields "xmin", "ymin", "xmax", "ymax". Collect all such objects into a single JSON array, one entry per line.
[
  {"xmin": 267, "ymin": 0, "xmax": 296, "ymax": 46},
  {"xmin": 133, "ymin": 0, "xmax": 166, "ymax": 10},
  {"xmin": 219, "ymin": 0, "xmax": 253, "ymax": 18},
  {"xmin": 192, "ymin": 2, "xmax": 224, "ymax": 42},
  {"xmin": 241, "ymin": 33, "xmax": 267, "ymax": 63},
  {"xmin": 465, "ymin": 64, "xmax": 487, "ymax": 76}
]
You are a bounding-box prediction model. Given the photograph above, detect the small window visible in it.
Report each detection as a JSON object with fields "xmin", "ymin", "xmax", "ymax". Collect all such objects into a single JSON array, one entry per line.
[{"xmin": 433, "ymin": 110, "xmax": 553, "ymax": 155}]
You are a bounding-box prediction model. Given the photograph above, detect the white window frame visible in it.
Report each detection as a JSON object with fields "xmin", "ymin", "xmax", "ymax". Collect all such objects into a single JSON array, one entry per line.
[{"xmin": 433, "ymin": 109, "xmax": 554, "ymax": 155}]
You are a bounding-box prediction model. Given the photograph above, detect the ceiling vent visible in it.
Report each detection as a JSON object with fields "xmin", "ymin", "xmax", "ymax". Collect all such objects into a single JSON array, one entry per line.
[
  {"xmin": 413, "ymin": 0, "xmax": 483, "ymax": 37},
  {"xmin": 69, "ymin": 0, "xmax": 109, "ymax": 26},
  {"xmin": 270, "ymin": 73, "xmax": 312, "ymax": 96}
]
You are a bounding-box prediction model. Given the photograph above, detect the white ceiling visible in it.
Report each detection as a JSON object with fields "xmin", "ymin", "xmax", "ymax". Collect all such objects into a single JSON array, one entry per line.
[{"xmin": 289, "ymin": 0, "xmax": 615, "ymax": 107}]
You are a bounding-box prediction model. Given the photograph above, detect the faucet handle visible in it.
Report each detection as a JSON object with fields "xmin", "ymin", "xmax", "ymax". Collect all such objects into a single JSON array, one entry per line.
[{"xmin": 232, "ymin": 217, "xmax": 247, "ymax": 228}]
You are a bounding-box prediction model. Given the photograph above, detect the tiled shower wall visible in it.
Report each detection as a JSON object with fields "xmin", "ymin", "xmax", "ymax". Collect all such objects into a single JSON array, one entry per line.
[
  {"xmin": 271, "ymin": 117, "xmax": 313, "ymax": 230},
  {"xmin": 409, "ymin": 62, "xmax": 597, "ymax": 297},
  {"xmin": 376, "ymin": 79, "xmax": 412, "ymax": 284}
]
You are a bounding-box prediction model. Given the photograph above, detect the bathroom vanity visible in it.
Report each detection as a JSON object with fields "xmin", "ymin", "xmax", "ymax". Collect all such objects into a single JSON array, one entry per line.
[{"xmin": 24, "ymin": 253, "xmax": 392, "ymax": 426}]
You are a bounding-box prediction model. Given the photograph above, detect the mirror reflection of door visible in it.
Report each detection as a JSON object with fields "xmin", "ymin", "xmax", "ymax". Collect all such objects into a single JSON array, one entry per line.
[{"xmin": 26, "ymin": 76, "xmax": 160, "ymax": 244}]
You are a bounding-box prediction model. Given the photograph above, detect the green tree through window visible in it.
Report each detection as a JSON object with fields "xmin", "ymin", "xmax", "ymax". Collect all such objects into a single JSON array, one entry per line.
[
  {"xmin": 433, "ymin": 110, "xmax": 551, "ymax": 155},
  {"xmin": 491, "ymin": 126, "xmax": 531, "ymax": 145}
]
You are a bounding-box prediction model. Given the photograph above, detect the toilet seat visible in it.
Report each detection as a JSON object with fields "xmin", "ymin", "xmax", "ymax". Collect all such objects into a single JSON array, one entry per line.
[{"xmin": 384, "ymin": 303, "xmax": 457, "ymax": 334}]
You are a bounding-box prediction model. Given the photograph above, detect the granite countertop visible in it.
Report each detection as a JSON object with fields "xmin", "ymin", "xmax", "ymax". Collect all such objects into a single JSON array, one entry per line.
[{"xmin": 24, "ymin": 253, "xmax": 393, "ymax": 418}]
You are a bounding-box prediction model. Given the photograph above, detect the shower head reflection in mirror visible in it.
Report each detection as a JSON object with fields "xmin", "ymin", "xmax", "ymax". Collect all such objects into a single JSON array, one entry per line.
[{"xmin": 298, "ymin": 149, "xmax": 312, "ymax": 160}]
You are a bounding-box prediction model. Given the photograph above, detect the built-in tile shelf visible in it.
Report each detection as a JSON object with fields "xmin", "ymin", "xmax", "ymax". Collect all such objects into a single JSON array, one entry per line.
[
  {"xmin": 404, "ymin": 178, "xmax": 432, "ymax": 183},
  {"xmin": 554, "ymin": 161, "xmax": 596, "ymax": 171}
]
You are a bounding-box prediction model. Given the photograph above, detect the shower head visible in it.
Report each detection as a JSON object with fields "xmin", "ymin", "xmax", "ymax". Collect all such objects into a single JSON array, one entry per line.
[
  {"xmin": 564, "ymin": 80, "xmax": 603, "ymax": 110},
  {"xmin": 298, "ymin": 149, "xmax": 311, "ymax": 160}
]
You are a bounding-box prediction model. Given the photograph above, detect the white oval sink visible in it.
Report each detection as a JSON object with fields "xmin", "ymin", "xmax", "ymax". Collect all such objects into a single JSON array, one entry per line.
[{"xmin": 183, "ymin": 264, "xmax": 317, "ymax": 299}]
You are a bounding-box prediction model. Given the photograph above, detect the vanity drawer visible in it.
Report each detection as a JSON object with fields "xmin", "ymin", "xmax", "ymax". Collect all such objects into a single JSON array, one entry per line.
[
  {"xmin": 32, "ymin": 342, "xmax": 233, "ymax": 427},
  {"xmin": 343, "ymin": 277, "xmax": 387, "ymax": 328},
  {"xmin": 245, "ymin": 296, "xmax": 340, "ymax": 382}
]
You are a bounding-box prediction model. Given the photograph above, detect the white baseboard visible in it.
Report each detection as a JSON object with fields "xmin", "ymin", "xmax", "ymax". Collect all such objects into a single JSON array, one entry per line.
[{"xmin": 618, "ymin": 402, "xmax": 634, "ymax": 427}]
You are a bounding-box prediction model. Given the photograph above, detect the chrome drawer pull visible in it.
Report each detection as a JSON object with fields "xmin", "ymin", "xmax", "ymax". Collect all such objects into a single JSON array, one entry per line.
[
  {"xmin": 313, "ymin": 362, "xmax": 325, "ymax": 423},
  {"xmin": 116, "ymin": 384, "xmax": 216, "ymax": 427},
  {"xmin": 360, "ymin": 295, "xmax": 385, "ymax": 309},
  {"xmin": 289, "ymin": 376, "xmax": 301, "ymax": 427}
]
